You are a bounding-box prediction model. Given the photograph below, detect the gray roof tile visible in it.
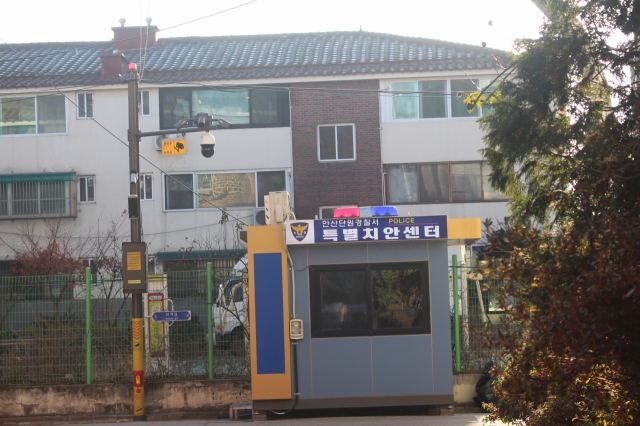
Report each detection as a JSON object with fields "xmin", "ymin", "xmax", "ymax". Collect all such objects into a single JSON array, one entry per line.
[{"xmin": 0, "ymin": 31, "xmax": 509, "ymax": 89}]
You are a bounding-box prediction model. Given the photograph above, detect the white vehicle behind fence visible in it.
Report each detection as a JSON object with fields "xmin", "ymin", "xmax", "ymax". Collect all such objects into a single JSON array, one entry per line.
[{"xmin": 212, "ymin": 256, "xmax": 248, "ymax": 346}]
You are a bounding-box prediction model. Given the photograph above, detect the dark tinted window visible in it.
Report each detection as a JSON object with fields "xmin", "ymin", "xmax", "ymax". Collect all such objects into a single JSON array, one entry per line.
[{"xmin": 311, "ymin": 263, "xmax": 429, "ymax": 338}]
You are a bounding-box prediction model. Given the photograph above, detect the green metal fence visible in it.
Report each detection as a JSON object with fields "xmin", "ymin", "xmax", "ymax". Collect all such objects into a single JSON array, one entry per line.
[
  {"xmin": 0, "ymin": 265, "xmax": 249, "ymax": 386},
  {"xmin": 450, "ymin": 258, "xmax": 509, "ymax": 372}
]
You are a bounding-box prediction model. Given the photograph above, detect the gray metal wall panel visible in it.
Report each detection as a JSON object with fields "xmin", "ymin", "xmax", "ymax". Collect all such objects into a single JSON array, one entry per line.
[
  {"xmin": 366, "ymin": 241, "xmax": 429, "ymax": 263},
  {"xmin": 289, "ymin": 246, "xmax": 314, "ymax": 399},
  {"xmin": 311, "ymin": 337, "xmax": 373, "ymax": 398},
  {"xmin": 371, "ymin": 335, "xmax": 433, "ymax": 396},
  {"xmin": 307, "ymin": 243, "xmax": 368, "ymax": 265},
  {"xmin": 428, "ymin": 241, "xmax": 454, "ymax": 394}
]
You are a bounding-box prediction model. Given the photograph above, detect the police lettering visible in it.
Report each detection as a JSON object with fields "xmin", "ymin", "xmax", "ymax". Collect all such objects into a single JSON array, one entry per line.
[{"xmin": 388, "ymin": 217, "xmax": 415, "ymax": 224}]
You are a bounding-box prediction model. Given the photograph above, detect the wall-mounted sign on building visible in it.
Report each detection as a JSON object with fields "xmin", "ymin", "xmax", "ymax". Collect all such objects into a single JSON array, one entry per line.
[
  {"xmin": 162, "ymin": 139, "xmax": 186, "ymax": 156},
  {"xmin": 285, "ymin": 215, "xmax": 448, "ymax": 245}
]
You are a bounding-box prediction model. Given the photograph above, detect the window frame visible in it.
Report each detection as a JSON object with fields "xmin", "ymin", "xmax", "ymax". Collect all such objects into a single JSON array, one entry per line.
[
  {"xmin": 76, "ymin": 92, "xmax": 93, "ymax": 119},
  {"xmin": 309, "ymin": 262, "xmax": 431, "ymax": 338},
  {"xmin": 0, "ymin": 95, "xmax": 68, "ymax": 136},
  {"xmin": 386, "ymin": 78, "xmax": 493, "ymax": 122},
  {"xmin": 162, "ymin": 169, "xmax": 290, "ymax": 212},
  {"xmin": 140, "ymin": 173, "xmax": 153, "ymax": 201},
  {"xmin": 317, "ymin": 123, "xmax": 356, "ymax": 162},
  {"xmin": 159, "ymin": 87, "xmax": 290, "ymax": 130},
  {"xmin": 0, "ymin": 177, "xmax": 76, "ymax": 220},
  {"xmin": 139, "ymin": 90, "xmax": 151, "ymax": 116},
  {"xmin": 163, "ymin": 172, "xmax": 194, "ymax": 211},
  {"xmin": 77, "ymin": 175, "xmax": 96, "ymax": 204},
  {"xmin": 385, "ymin": 161, "xmax": 508, "ymax": 204}
]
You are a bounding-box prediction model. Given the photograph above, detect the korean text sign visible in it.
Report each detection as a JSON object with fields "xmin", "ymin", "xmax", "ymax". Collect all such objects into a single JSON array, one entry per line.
[{"xmin": 285, "ymin": 215, "xmax": 447, "ymax": 245}]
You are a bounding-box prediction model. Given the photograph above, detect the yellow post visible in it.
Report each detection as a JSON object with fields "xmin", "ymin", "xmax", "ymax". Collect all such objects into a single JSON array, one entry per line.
[{"xmin": 132, "ymin": 318, "xmax": 145, "ymax": 418}]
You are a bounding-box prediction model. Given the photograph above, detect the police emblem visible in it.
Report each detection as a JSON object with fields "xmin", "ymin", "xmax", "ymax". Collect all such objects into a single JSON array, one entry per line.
[{"xmin": 290, "ymin": 222, "xmax": 309, "ymax": 242}]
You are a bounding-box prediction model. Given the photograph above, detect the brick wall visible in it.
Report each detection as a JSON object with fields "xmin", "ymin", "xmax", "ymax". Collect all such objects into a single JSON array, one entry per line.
[{"xmin": 291, "ymin": 80, "xmax": 382, "ymax": 219}]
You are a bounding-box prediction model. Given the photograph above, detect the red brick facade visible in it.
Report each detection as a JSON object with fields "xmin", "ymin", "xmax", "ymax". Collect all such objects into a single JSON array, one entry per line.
[{"xmin": 290, "ymin": 80, "xmax": 383, "ymax": 219}]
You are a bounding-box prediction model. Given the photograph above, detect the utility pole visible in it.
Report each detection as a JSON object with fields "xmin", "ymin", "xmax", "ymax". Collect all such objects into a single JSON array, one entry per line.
[
  {"xmin": 126, "ymin": 63, "xmax": 145, "ymax": 421},
  {"xmin": 122, "ymin": 62, "xmax": 230, "ymax": 421}
]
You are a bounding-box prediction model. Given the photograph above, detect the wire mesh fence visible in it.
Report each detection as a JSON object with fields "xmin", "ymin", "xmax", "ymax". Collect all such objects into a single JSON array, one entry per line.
[
  {"xmin": 0, "ymin": 267, "xmax": 249, "ymax": 386},
  {"xmin": 450, "ymin": 265, "xmax": 510, "ymax": 372}
]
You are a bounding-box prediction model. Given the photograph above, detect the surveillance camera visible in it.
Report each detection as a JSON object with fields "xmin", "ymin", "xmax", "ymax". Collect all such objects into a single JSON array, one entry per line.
[
  {"xmin": 195, "ymin": 113, "xmax": 212, "ymax": 128},
  {"xmin": 174, "ymin": 119, "xmax": 189, "ymax": 130},
  {"xmin": 217, "ymin": 118, "xmax": 232, "ymax": 129},
  {"xmin": 200, "ymin": 132, "xmax": 216, "ymax": 158}
]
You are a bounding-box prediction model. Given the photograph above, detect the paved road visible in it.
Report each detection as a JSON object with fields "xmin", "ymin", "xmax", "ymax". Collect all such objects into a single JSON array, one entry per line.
[{"xmin": 48, "ymin": 414, "xmax": 505, "ymax": 426}]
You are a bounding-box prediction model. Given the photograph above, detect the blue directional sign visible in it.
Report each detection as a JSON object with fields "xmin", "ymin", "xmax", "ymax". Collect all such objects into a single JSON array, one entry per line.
[{"xmin": 151, "ymin": 310, "xmax": 191, "ymax": 322}]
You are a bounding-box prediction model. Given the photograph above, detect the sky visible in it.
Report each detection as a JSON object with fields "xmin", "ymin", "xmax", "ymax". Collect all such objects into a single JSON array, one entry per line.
[{"xmin": 0, "ymin": 0, "xmax": 543, "ymax": 52}]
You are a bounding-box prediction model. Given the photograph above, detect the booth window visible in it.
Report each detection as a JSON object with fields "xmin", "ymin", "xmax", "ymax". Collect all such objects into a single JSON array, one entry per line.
[{"xmin": 310, "ymin": 262, "xmax": 430, "ymax": 338}]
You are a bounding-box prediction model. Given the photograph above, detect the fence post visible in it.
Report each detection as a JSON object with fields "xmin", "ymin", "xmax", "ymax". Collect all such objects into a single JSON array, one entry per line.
[
  {"xmin": 452, "ymin": 254, "xmax": 461, "ymax": 372},
  {"xmin": 207, "ymin": 262, "xmax": 214, "ymax": 379},
  {"xmin": 85, "ymin": 267, "xmax": 92, "ymax": 384}
]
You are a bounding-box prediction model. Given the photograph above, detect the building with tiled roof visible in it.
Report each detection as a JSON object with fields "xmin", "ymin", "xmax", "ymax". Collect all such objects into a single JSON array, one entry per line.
[
  {"xmin": 0, "ymin": 24, "xmax": 510, "ymax": 275},
  {"xmin": 0, "ymin": 30, "xmax": 507, "ymax": 88}
]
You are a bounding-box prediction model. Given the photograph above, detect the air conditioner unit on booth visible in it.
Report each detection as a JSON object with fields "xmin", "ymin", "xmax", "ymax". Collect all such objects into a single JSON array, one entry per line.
[
  {"xmin": 264, "ymin": 191, "xmax": 290, "ymax": 225},
  {"xmin": 254, "ymin": 209, "xmax": 267, "ymax": 225}
]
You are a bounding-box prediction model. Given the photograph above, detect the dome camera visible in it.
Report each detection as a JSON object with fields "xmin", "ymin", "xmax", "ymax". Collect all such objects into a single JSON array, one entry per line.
[{"xmin": 200, "ymin": 131, "xmax": 216, "ymax": 158}]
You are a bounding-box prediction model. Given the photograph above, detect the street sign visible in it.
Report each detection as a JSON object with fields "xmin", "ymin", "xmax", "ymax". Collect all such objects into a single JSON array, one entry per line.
[
  {"xmin": 162, "ymin": 139, "xmax": 187, "ymax": 156},
  {"xmin": 151, "ymin": 310, "xmax": 191, "ymax": 322}
]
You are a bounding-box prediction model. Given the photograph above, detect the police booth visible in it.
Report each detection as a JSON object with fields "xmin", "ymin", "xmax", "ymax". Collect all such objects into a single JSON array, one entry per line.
[{"xmin": 247, "ymin": 213, "xmax": 480, "ymax": 414}]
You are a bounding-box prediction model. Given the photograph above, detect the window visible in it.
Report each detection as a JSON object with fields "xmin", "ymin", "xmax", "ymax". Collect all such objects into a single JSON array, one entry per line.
[
  {"xmin": 78, "ymin": 176, "xmax": 95, "ymax": 203},
  {"xmin": 159, "ymin": 88, "xmax": 290, "ymax": 130},
  {"xmin": 0, "ymin": 95, "xmax": 66, "ymax": 135},
  {"xmin": 386, "ymin": 161, "xmax": 506, "ymax": 204},
  {"xmin": 77, "ymin": 93, "xmax": 93, "ymax": 118},
  {"xmin": 391, "ymin": 82, "xmax": 418, "ymax": 119},
  {"xmin": 450, "ymin": 79, "xmax": 479, "ymax": 117},
  {"xmin": 196, "ymin": 173, "xmax": 255, "ymax": 208},
  {"xmin": 310, "ymin": 262, "xmax": 430, "ymax": 338},
  {"xmin": 0, "ymin": 173, "xmax": 76, "ymax": 219},
  {"xmin": 164, "ymin": 174, "xmax": 194, "ymax": 210},
  {"xmin": 140, "ymin": 174, "xmax": 153, "ymax": 200},
  {"xmin": 318, "ymin": 124, "xmax": 355, "ymax": 161},
  {"xmin": 389, "ymin": 78, "xmax": 488, "ymax": 120},
  {"xmin": 139, "ymin": 90, "xmax": 150, "ymax": 116},
  {"xmin": 193, "ymin": 89, "xmax": 249, "ymax": 125},
  {"xmin": 164, "ymin": 170, "xmax": 288, "ymax": 211}
]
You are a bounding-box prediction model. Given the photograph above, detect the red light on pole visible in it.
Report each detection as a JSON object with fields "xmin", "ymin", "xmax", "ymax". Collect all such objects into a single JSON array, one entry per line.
[{"xmin": 128, "ymin": 63, "xmax": 138, "ymax": 71}]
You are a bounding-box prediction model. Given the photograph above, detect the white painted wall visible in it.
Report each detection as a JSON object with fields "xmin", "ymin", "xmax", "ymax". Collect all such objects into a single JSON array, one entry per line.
[
  {"xmin": 378, "ymin": 75, "xmax": 510, "ymax": 231},
  {"xmin": 0, "ymin": 86, "xmax": 292, "ymax": 260},
  {"xmin": 381, "ymin": 119, "xmax": 485, "ymax": 164}
]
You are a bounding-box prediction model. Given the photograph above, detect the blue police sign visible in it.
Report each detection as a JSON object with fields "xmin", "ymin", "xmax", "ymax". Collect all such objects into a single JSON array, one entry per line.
[
  {"xmin": 285, "ymin": 215, "xmax": 448, "ymax": 245},
  {"xmin": 151, "ymin": 310, "xmax": 191, "ymax": 322}
]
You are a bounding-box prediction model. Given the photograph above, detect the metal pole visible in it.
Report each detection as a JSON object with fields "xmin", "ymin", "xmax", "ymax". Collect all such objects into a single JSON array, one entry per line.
[
  {"xmin": 85, "ymin": 267, "xmax": 92, "ymax": 384},
  {"xmin": 452, "ymin": 254, "xmax": 461, "ymax": 372},
  {"xmin": 207, "ymin": 262, "xmax": 214, "ymax": 379},
  {"xmin": 128, "ymin": 67, "xmax": 146, "ymax": 421}
]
